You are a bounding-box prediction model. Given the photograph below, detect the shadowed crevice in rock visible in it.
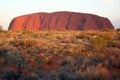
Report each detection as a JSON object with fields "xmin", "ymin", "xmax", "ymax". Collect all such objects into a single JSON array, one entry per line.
[
  {"xmin": 8, "ymin": 19, "xmax": 15, "ymax": 30},
  {"xmin": 53, "ymin": 14, "xmax": 60, "ymax": 30},
  {"xmin": 66, "ymin": 13, "xmax": 72, "ymax": 30},
  {"xmin": 8, "ymin": 11, "xmax": 114, "ymax": 30},
  {"xmin": 40, "ymin": 13, "xmax": 47, "ymax": 30},
  {"xmin": 23, "ymin": 16, "xmax": 31, "ymax": 29}
]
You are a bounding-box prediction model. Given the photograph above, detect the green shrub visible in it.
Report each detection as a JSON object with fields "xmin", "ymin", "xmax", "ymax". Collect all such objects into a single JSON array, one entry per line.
[
  {"xmin": 6, "ymin": 49, "xmax": 22, "ymax": 64},
  {"xmin": 9, "ymin": 40, "xmax": 24, "ymax": 47},
  {"xmin": 91, "ymin": 37, "xmax": 108, "ymax": 52},
  {"xmin": 107, "ymin": 40, "xmax": 116, "ymax": 47}
]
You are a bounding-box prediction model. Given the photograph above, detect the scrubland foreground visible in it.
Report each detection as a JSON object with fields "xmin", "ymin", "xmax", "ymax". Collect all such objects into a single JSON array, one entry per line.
[{"xmin": 0, "ymin": 30, "xmax": 120, "ymax": 80}]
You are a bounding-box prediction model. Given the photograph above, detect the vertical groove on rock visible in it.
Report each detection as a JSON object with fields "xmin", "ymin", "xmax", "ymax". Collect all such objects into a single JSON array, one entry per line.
[
  {"xmin": 92, "ymin": 16, "xmax": 103, "ymax": 29},
  {"xmin": 53, "ymin": 14, "xmax": 60, "ymax": 29},
  {"xmin": 48, "ymin": 14, "xmax": 52, "ymax": 30},
  {"xmin": 40, "ymin": 13, "xmax": 47, "ymax": 29},
  {"xmin": 66, "ymin": 13, "xmax": 72, "ymax": 30},
  {"xmin": 78, "ymin": 18, "xmax": 87, "ymax": 30},
  {"xmin": 39, "ymin": 13, "xmax": 42, "ymax": 30},
  {"xmin": 24, "ymin": 15, "xmax": 31, "ymax": 29},
  {"xmin": 33, "ymin": 15, "xmax": 35, "ymax": 28}
]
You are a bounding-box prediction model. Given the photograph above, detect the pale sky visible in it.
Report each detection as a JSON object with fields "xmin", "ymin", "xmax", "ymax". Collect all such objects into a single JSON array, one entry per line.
[{"xmin": 0, "ymin": 0, "xmax": 120, "ymax": 30}]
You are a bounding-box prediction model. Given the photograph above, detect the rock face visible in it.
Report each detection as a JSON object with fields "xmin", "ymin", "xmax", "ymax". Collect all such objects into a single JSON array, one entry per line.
[{"xmin": 8, "ymin": 11, "xmax": 114, "ymax": 30}]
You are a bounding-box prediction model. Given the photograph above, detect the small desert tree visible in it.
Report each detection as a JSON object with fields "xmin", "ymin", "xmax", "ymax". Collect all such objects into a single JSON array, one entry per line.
[
  {"xmin": 0, "ymin": 25, "xmax": 3, "ymax": 30},
  {"xmin": 116, "ymin": 28, "xmax": 120, "ymax": 40}
]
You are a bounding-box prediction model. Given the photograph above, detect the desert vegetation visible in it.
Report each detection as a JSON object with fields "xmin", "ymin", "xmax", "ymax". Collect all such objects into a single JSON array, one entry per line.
[{"xmin": 0, "ymin": 30, "xmax": 120, "ymax": 80}]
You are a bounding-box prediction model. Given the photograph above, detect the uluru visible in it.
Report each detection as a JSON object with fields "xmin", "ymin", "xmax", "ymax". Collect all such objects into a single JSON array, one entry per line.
[{"xmin": 8, "ymin": 11, "xmax": 114, "ymax": 30}]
